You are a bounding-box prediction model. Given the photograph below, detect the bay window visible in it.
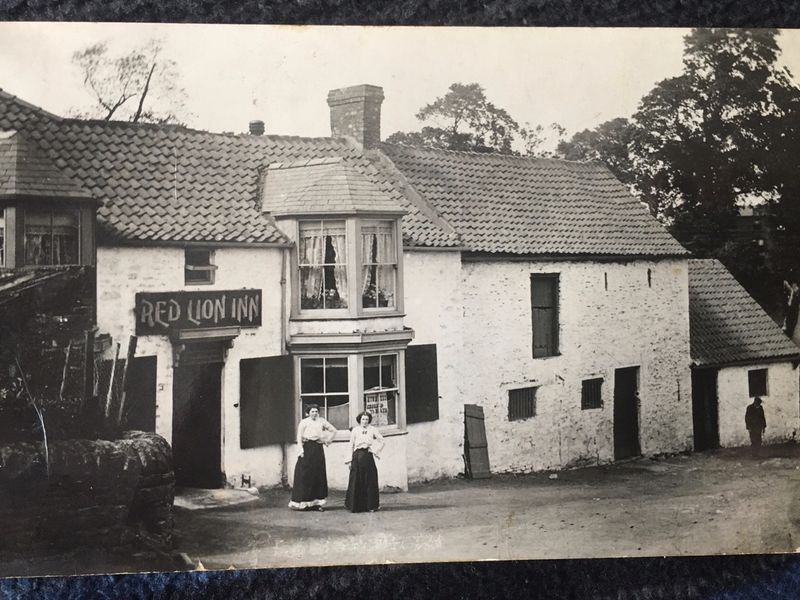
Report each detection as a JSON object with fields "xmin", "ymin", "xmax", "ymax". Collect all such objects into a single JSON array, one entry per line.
[
  {"xmin": 361, "ymin": 220, "xmax": 397, "ymax": 309},
  {"xmin": 24, "ymin": 209, "xmax": 79, "ymax": 266},
  {"xmin": 298, "ymin": 220, "xmax": 348, "ymax": 310},
  {"xmin": 300, "ymin": 357, "xmax": 350, "ymax": 430},
  {"xmin": 364, "ymin": 354, "xmax": 398, "ymax": 426}
]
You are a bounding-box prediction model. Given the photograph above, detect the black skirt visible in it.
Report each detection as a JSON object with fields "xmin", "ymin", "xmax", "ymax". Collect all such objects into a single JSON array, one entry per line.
[
  {"xmin": 289, "ymin": 441, "xmax": 328, "ymax": 510},
  {"xmin": 345, "ymin": 448, "xmax": 380, "ymax": 513}
]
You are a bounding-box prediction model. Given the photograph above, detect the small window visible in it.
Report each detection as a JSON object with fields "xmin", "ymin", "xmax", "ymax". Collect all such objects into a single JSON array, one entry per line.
[
  {"xmin": 185, "ymin": 249, "xmax": 216, "ymax": 284},
  {"xmin": 531, "ymin": 274, "xmax": 559, "ymax": 358},
  {"xmin": 748, "ymin": 368, "xmax": 768, "ymax": 398},
  {"xmin": 508, "ymin": 387, "xmax": 537, "ymax": 421},
  {"xmin": 298, "ymin": 220, "xmax": 348, "ymax": 310},
  {"xmin": 364, "ymin": 354, "xmax": 398, "ymax": 426},
  {"xmin": 581, "ymin": 378, "xmax": 603, "ymax": 410},
  {"xmin": 24, "ymin": 209, "xmax": 79, "ymax": 266}
]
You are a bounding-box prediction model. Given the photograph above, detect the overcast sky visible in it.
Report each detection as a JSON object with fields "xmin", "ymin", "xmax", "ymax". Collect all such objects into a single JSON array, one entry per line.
[{"xmin": 2, "ymin": 24, "xmax": 800, "ymax": 141}]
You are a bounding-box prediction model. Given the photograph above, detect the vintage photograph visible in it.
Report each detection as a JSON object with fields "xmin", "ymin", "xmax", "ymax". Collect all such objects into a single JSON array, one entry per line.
[{"xmin": 1, "ymin": 23, "xmax": 800, "ymax": 578}]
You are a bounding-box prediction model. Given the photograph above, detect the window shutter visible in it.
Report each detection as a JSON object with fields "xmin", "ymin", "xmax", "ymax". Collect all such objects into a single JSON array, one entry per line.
[
  {"xmin": 240, "ymin": 355, "xmax": 295, "ymax": 448},
  {"xmin": 405, "ymin": 344, "xmax": 439, "ymax": 424},
  {"xmin": 531, "ymin": 275, "xmax": 559, "ymax": 358}
]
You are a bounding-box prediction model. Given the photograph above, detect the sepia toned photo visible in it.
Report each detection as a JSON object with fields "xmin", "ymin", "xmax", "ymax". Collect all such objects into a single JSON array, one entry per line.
[{"xmin": 1, "ymin": 23, "xmax": 800, "ymax": 578}]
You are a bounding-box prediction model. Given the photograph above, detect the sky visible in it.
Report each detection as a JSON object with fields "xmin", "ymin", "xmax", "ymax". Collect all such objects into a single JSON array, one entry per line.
[{"xmin": 2, "ymin": 23, "xmax": 800, "ymax": 142}]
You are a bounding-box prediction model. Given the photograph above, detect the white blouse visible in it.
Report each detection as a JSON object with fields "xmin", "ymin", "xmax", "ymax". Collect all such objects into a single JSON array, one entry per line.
[
  {"xmin": 349, "ymin": 425, "xmax": 385, "ymax": 457},
  {"xmin": 297, "ymin": 416, "xmax": 336, "ymax": 446}
]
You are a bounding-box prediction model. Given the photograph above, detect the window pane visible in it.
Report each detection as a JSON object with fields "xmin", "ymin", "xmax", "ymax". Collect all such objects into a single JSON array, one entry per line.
[
  {"xmin": 325, "ymin": 395, "xmax": 350, "ymax": 429},
  {"xmin": 299, "ymin": 221, "xmax": 324, "ymax": 265},
  {"xmin": 364, "ymin": 390, "xmax": 396, "ymax": 426},
  {"xmin": 186, "ymin": 249, "xmax": 211, "ymax": 267},
  {"xmin": 364, "ymin": 356, "xmax": 380, "ymax": 390},
  {"xmin": 325, "ymin": 358, "xmax": 348, "ymax": 393},
  {"xmin": 376, "ymin": 265, "xmax": 396, "ymax": 308},
  {"xmin": 300, "ymin": 266, "xmax": 324, "ymax": 309},
  {"xmin": 300, "ymin": 358, "xmax": 324, "ymax": 394},
  {"xmin": 380, "ymin": 355, "xmax": 396, "ymax": 387},
  {"xmin": 0, "ymin": 211, "xmax": 5, "ymax": 266}
]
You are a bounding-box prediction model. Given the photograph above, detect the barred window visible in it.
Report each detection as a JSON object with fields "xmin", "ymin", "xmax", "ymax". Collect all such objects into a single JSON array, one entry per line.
[
  {"xmin": 581, "ymin": 378, "xmax": 603, "ymax": 410},
  {"xmin": 508, "ymin": 387, "xmax": 537, "ymax": 421}
]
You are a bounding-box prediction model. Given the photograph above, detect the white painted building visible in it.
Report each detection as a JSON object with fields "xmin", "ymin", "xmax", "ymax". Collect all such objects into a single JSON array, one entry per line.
[
  {"xmin": 689, "ymin": 259, "xmax": 800, "ymax": 450},
  {"xmin": 2, "ymin": 83, "xmax": 749, "ymax": 493}
]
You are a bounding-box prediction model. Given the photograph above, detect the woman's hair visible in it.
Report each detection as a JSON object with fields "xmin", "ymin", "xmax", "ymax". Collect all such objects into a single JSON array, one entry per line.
[
  {"xmin": 356, "ymin": 411, "xmax": 373, "ymax": 424},
  {"xmin": 305, "ymin": 404, "xmax": 320, "ymax": 414}
]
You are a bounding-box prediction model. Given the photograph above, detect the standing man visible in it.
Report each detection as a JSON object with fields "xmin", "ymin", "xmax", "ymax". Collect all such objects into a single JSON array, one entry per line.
[{"xmin": 745, "ymin": 397, "xmax": 767, "ymax": 457}]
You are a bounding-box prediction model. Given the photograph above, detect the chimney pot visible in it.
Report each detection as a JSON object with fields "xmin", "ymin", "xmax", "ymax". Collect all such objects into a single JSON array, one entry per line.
[
  {"xmin": 249, "ymin": 120, "xmax": 265, "ymax": 136},
  {"xmin": 327, "ymin": 84, "xmax": 384, "ymax": 149}
]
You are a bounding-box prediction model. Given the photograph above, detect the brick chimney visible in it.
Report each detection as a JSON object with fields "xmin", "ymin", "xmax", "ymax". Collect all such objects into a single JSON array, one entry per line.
[
  {"xmin": 249, "ymin": 120, "xmax": 265, "ymax": 136},
  {"xmin": 327, "ymin": 84, "xmax": 384, "ymax": 149}
]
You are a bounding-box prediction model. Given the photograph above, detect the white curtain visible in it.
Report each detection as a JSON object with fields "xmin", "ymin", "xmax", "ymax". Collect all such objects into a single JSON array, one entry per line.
[
  {"xmin": 299, "ymin": 223, "xmax": 324, "ymax": 305},
  {"xmin": 361, "ymin": 230, "xmax": 376, "ymax": 296},
  {"xmin": 328, "ymin": 225, "xmax": 348, "ymax": 307}
]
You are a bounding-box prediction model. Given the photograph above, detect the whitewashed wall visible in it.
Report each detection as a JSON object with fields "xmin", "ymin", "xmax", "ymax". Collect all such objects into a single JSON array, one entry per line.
[
  {"xmin": 97, "ymin": 245, "xmax": 287, "ymax": 489},
  {"xmin": 402, "ymin": 250, "xmax": 465, "ymax": 482},
  {"xmin": 717, "ymin": 362, "xmax": 800, "ymax": 447},
  {"xmin": 459, "ymin": 258, "xmax": 693, "ymax": 473}
]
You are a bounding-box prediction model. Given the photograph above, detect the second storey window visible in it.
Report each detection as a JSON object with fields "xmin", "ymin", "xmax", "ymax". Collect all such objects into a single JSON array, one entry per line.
[
  {"xmin": 185, "ymin": 249, "xmax": 216, "ymax": 284},
  {"xmin": 364, "ymin": 354, "xmax": 398, "ymax": 426},
  {"xmin": 299, "ymin": 220, "xmax": 348, "ymax": 310},
  {"xmin": 361, "ymin": 220, "xmax": 396, "ymax": 309},
  {"xmin": 531, "ymin": 274, "xmax": 559, "ymax": 358},
  {"xmin": 24, "ymin": 209, "xmax": 79, "ymax": 266}
]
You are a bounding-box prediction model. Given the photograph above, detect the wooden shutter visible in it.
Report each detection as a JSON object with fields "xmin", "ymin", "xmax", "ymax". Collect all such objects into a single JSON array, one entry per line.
[
  {"xmin": 125, "ymin": 356, "xmax": 157, "ymax": 432},
  {"xmin": 531, "ymin": 274, "xmax": 559, "ymax": 358},
  {"xmin": 464, "ymin": 404, "xmax": 490, "ymax": 479},
  {"xmin": 240, "ymin": 355, "xmax": 295, "ymax": 448},
  {"xmin": 405, "ymin": 344, "xmax": 439, "ymax": 424}
]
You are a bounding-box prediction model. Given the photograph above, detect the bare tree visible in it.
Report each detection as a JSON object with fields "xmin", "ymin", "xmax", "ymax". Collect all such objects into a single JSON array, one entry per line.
[{"xmin": 71, "ymin": 39, "xmax": 188, "ymax": 124}]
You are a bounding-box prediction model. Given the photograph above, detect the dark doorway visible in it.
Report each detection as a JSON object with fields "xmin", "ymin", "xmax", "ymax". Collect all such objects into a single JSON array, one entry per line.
[
  {"xmin": 691, "ymin": 368, "xmax": 720, "ymax": 451},
  {"xmin": 125, "ymin": 356, "xmax": 158, "ymax": 432},
  {"xmin": 614, "ymin": 366, "xmax": 641, "ymax": 460},
  {"xmin": 173, "ymin": 350, "xmax": 223, "ymax": 488}
]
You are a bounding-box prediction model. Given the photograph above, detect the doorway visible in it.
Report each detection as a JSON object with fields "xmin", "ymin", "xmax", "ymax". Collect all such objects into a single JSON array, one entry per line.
[
  {"xmin": 691, "ymin": 368, "xmax": 720, "ymax": 451},
  {"xmin": 614, "ymin": 366, "xmax": 641, "ymax": 460},
  {"xmin": 172, "ymin": 345, "xmax": 224, "ymax": 488}
]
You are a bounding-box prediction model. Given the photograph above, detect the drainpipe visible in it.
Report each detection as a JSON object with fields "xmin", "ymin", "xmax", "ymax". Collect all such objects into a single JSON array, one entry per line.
[{"xmin": 280, "ymin": 246, "xmax": 289, "ymax": 487}]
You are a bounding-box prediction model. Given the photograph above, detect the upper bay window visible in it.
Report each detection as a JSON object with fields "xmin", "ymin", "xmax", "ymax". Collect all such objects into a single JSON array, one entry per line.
[
  {"xmin": 361, "ymin": 220, "xmax": 397, "ymax": 309},
  {"xmin": 299, "ymin": 220, "xmax": 348, "ymax": 310},
  {"xmin": 25, "ymin": 208, "xmax": 80, "ymax": 266},
  {"xmin": 295, "ymin": 217, "xmax": 401, "ymax": 316}
]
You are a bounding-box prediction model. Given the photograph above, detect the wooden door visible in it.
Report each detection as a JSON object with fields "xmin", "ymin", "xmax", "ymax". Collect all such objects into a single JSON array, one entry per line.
[
  {"xmin": 464, "ymin": 404, "xmax": 491, "ymax": 478},
  {"xmin": 613, "ymin": 367, "xmax": 641, "ymax": 460},
  {"xmin": 691, "ymin": 368, "xmax": 720, "ymax": 451},
  {"xmin": 173, "ymin": 360, "xmax": 223, "ymax": 488}
]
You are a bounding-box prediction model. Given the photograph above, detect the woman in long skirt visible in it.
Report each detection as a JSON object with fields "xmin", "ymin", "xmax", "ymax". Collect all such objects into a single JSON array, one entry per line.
[
  {"xmin": 289, "ymin": 405, "xmax": 336, "ymax": 511},
  {"xmin": 345, "ymin": 411, "xmax": 385, "ymax": 513}
]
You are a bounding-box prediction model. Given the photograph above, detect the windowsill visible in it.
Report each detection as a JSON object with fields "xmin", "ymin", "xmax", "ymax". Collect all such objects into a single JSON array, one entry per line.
[
  {"xmin": 185, "ymin": 280, "xmax": 215, "ymax": 286},
  {"xmin": 532, "ymin": 352, "xmax": 561, "ymax": 360},
  {"xmin": 292, "ymin": 312, "xmax": 406, "ymax": 321}
]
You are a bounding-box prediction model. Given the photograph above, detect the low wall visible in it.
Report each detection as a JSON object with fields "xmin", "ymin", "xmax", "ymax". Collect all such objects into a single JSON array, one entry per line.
[{"xmin": 0, "ymin": 431, "xmax": 174, "ymax": 557}]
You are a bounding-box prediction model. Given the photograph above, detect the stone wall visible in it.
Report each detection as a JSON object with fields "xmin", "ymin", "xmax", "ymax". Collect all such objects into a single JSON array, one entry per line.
[
  {"xmin": 0, "ymin": 431, "xmax": 173, "ymax": 557},
  {"xmin": 717, "ymin": 362, "xmax": 800, "ymax": 448},
  {"xmin": 460, "ymin": 258, "xmax": 693, "ymax": 473}
]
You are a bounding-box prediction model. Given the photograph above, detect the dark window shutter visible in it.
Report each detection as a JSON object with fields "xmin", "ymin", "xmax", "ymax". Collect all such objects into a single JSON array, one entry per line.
[
  {"xmin": 531, "ymin": 275, "xmax": 559, "ymax": 358},
  {"xmin": 405, "ymin": 344, "xmax": 439, "ymax": 424},
  {"xmin": 240, "ymin": 355, "xmax": 295, "ymax": 448},
  {"xmin": 125, "ymin": 356, "xmax": 157, "ymax": 432}
]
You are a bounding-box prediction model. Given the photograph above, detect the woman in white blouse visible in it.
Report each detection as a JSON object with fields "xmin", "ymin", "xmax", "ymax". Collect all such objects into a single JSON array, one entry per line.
[
  {"xmin": 288, "ymin": 404, "xmax": 337, "ymax": 511},
  {"xmin": 345, "ymin": 411, "xmax": 385, "ymax": 513}
]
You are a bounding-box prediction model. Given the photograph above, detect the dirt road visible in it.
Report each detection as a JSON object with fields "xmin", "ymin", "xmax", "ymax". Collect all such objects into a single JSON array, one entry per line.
[{"xmin": 173, "ymin": 444, "xmax": 800, "ymax": 570}]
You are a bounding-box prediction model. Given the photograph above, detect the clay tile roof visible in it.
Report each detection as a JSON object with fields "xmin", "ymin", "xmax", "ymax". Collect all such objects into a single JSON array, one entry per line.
[
  {"xmin": 378, "ymin": 142, "xmax": 688, "ymax": 257},
  {"xmin": 689, "ymin": 259, "xmax": 800, "ymax": 366},
  {"xmin": 262, "ymin": 157, "xmax": 405, "ymax": 215},
  {"xmin": 0, "ymin": 88, "xmax": 456, "ymax": 248},
  {"xmin": 0, "ymin": 130, "xmax": 94, "ymax": 201}
]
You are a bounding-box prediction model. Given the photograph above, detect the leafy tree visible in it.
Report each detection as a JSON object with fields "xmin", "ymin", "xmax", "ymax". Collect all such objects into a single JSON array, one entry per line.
[
  {"xmin": 71, "ymin": 39, "xmax": 188, "ymax": 124},
  {"xmin": 558, "ymin": 29, "xmax": 800, "ymax": 318},
  {"xmin": 387, "ymin": 82, "xmax": 564, "ymax": 155}
]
